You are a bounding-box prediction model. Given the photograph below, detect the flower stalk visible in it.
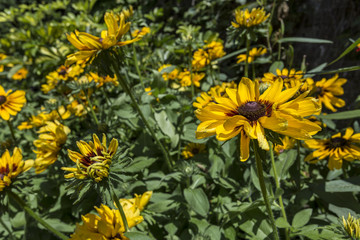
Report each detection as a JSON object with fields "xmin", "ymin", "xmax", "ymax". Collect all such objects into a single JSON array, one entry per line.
[
  {"xmin": 107, "ymin": 53, "xmax": 173, "ymax": 171},
  {"xmin": 111, "ymin": 188, "xmax": 130, "ymax": 233},
  {"xmin": 244, "ymin": 37, "xmax": 251, "ymax": 77},
  {"xmin": 252, "ymin": 140, "xmax": 280, "ymax": 240},
  {"xmin": 6, "ymin": 190, "xmax": 68, "ymax": 240},
  {"xmin": 85, "ymin": 93, "xmax": 99, "ymax": 125},
  {"xmin": 270, "ymin": 142, "xmax": 290, "ymax": 240}
]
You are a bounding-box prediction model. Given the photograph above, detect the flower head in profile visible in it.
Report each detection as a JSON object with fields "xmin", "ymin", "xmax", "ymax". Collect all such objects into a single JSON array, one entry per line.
[
  {"xmin": 342, "ymin": 213, "xmax": 360, "ymax": 239},
  {"xmin": 0, "ymin": 85, "xmax": 26, "ymax": 121},
  {"xmin": 195, "ymin": 77, "xmax": 321, "ymax": 161},
  {"xmin": 18, "ymin": 106, "xmax": 71, "ymax": 130},
  {"xmin": 232, "ymin": 8, "xmax": 270, "ymax": 28},
  {"xmin": 193, "ymin": 81, "xmax": 237, "ymax": 109},
  {"xmin": 12, "ymin": 68, "xmax": 28, "ymax": 81},
  {"xmin": 0, "ymin": 147, "xmax": 33, "ymax": 191},
  {"xmin": 192, "ymin": 41, "xmax": 225, "ymax": 70},
  {"xmin": 237, "ymin": 47, "xmax": 267, "ymax": 63},
  {"xmin": 62, "ymin": 133, "xmax": 119, "ymax": 182},
  {"xmin": 205, "ymin": 41, "xmax": 226, "ymax": 60},
  {"xmin": 313, "ymin": 74, "xmax": 346, "ymax": 112},
  {"xmin": 131, "ymin": 26, "xmax": 151, "ymax": 38},
  {"xmin": 182, "ymin": 143, "xmax": 206, "ymax": 159},
  {"xmin": 66, "ymin": 8, "xmax": 142, "ymax": 66},
  {"xmin": 0, "ymin": 53, "xmax": 7, "ymax": 72},
  {"xmin": 86, "ymin": 72, "xmax": 119, "ymax": 88},
  {"xmin": 304, "ymin": 127, "xmax": 360, "ymax": 170},
  {"xmin": 192, "ymin": 49, "xmax": 210, "ymax": 70},
  {"xmin": 69, "ymin": 191, "xmax": 152, "ymax": 240},
  {"xmin": 33, "ymin": 121, "xmax": 70, "ymax": 173}
]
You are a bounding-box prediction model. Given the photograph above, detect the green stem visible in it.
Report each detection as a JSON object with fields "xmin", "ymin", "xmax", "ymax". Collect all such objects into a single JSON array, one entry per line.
[
  {"xmin": 188, "ymin": 45, "xmax": 195, "ymax": 99},
  {"xmin": 0, "ymin": 216, "xmax": 16, "ymax": 240},
  {"xmin": 244, "ymin": 37, "xmax": 251, "ymax": 78},
  {"xmin": 267, "ymin": 0, "xmax": 277, "ymax": 60},
  {"xmin": 6, "ymin": 190, "xmax": 68, "ymax": 240},
  {"xmin": 85, "ymin": 92, "xmax": 99, "ymax": 125},
  {"xmin": 7, "ymin": 120, "xmax": 16, "ymax": 144},
  {"xmin": 108, "ymin": 53, "xmax": 173, "ymax": 171},
  {"xmin": 342, "ymin": 162, "xmax": 349, "ymax": 178},
  {"xmin": 132, "ymin": 44, "xmax": 145, "ymax": 89},
  {"xmin": 252, "ymin": 140, "xmax": 280, "ymax": 240},
  {"xmin": 252, "ymin": 63, "xmax": 256, "ymax": 80},
  {"xmin": 111, "ymin": 187, "xmax": 130, "ymax": 233},
  {"xmin": 295, "ymin": 140, "xmax": 301, "ymax": 189},
  {"xmin": 270, "ymin": 142, "xmax": 290, "ymax": 240}
]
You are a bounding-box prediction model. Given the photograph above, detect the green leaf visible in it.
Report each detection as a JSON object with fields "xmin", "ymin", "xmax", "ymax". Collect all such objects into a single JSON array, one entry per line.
[
  {"xmin": 304, "ymin": 63, "xmax": 328, "ymax": 78},
  {"xmin": 329, "ymin": 37, "xmax": 360, "ymax": 65},
  {"xmin": 183, "ymin": 188, "xmax": 210, "ymax": 217},
  {"xmin": 277, "ymin": 37, "xmax": 333, "ymax": 44},
  {"xmin": 279, "ymin": 150, "xmax": 297, "ymax": 179},
  {"xmin": 316, "ymin": 110, "xmax": 360, "ymax": 120},
  {"xmin": 154, "ymin": 110, "xmax": 179, "ymax": 148},
  {"xmin": 126, "ymin": 157, "xmax": 157, "ymax": 172},
  {"xmin": 124, "ymin": 232, "xmax": 153, "ymax": 240},
  {"xmin": 307, "ymin": 65, "xmax": 360, "ymax": 75},
  {"xmin": 325, "ymin": 177, "xmax": 360, "ymax": 192},
  {"xmin": 216, "ymin": 48, "xmax": 247, "ymax": 63},
  {"xmin": 275, "ymin": 217, "xmax": 291, "ymax": 228},
  {"xmin": 292, "ymin": 209, "xmax": 312, "ymax": 229}
]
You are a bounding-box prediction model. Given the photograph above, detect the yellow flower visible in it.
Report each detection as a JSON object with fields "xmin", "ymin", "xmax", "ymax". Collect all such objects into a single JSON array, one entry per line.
[
  {"xmin": 33, "ymin": 121, "xmax": 70, "ymax": 173},
  {"xmin": 18, "ymin": 106, "xmax": 71, "ymax": 130},
  {"xmin": 237, "ymin": 47, "xmax": 267, "ymax": 63},
  {"xmin": 42, "ymin": 64, "xmax": 85, "ymax": 93},
  {"xmin": 262, "ymin": 68, "xmax": 303, "ymax": 87},
  {"xmin": 158, "ymin": 64, "xmax": 179, "ymax": 81},
  {"xmin": 343, "ymin": 213, "xmax": 360, "ymax": 239},
  {"xmin": 192, "ymin": 49, "xmax": 210, "ymax": 70},
  {"xmin": 195, "ymin": 77, "xmax": 321, "ymax": 161},
  {"xmin": 12, "ymin": 67, "xmax": 28, "ymax": 81},
  {"xmin": 0, "ymin": 147, "xmax": 33, "ymax": 191},
  {"xmin": 304, "ymin": 127, "xmax": 360, "ymax": 170},
  {"xmin": 274, "ymin": 136, "xmax": 296, "ymax": 154},
  {"xmin": 204, "ymin": 41, "xmax": 226, "ymax": 60},
  {"xmin": 313, "ymin": 74, "xmax": 346, "ymax": 112},
  {"xmin": 182, "ymin": 143, "xmax": 206, "ymax": 159},
  {"xmin": 193, "ymin": 82, "xmax": 237, "ymax": 109},
  {"xmin": 66, "ymin": 9, "xmax": 141, "ymax": 66},
  {"xmin": 0, "ymin": 53, "xmax": 7, "ymax": 73},
  {"xmin": 67, "ymin": 99, "xmax": 87, "ymax": 117},
  {"xmin": 131, "ymin": 26, "xmax": 151, "ymax": 38},
  {"xmin": 178, "ymin": 70, "xmax": 205, "ymax": 87},
  {"xmin": 232, "ymin": 8, "xmax": 270, "ymax": 28},
  {"xmin": 0, "ymin": 85, "xmax": 26, "ymax": 121},
  {"xmin": 62, "ymin": 133, "xmax": 119, "ymax": 182},
  {"xmin": 86, "ymin": 72, "xmax": 119, "ymax": 87},
  {"xmin": 69, "ymin": 191, "xmax": 152, "ymax": 240}
]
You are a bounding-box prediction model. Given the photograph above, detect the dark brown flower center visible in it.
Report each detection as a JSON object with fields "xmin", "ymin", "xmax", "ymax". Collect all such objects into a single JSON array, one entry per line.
[
  {"xmin": 238, "ymin": 101, "xmax": 266, "ymax": 121},
  {"xmin": 58, "ymin": 69, "xmax": 67, "ymax": 76},
  {"xmin": 192, "ymin": 148, "xmax": 200, "ymax": 155},
  {"xmin": 0, "ymin": 95, "xmax": 6, "ymax": 105},
  {"xmin": 328, "ymin": 137, "xmax": 347, "ymax": 149},
  {"xmin": 280, "ymin": 75, "xmax": 288, "ymax": 79}
]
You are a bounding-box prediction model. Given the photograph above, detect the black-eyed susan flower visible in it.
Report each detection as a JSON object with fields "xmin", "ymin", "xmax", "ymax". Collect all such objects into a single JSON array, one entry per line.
[
  {"xmin": 66, "ymin": 9, "xmax": 141, "ymax": 66},
  {"xmin": 33, "ymin": 121, "xmax": 70, "ymax": 173},
  {"xmin": 192, "ymin": 49, "xmax": 210, "ymax": 70},
  {"xmin": 62, "ymin": 133, "xmax": 118, "ymax": 182},
  {"xmin": 86, "ymin": 72, "xmax": 119, "ymax": 87},
  {"xmin": 0, "ymin": 147, "xmax": 33, "ymax": 191},
  {"xmin": 237, "ymin": 47, "xmax": 267, "ymax": 63},
  {"xmin": 192, "ymin": 41, "xmax": 226, "ymax": 70},
  {"xmin": 158, "ymin": 64, "xmax": 179, "ymax": 81},
  {"xmin": 193, "ymin": 82, "xmax": 237, "ymax": 109},
  {"xmin": 12, "ymin": 67, "xmax": 28, "ymax": 81},
  {"xmin": 182, "ymin": 143, "xmax": 206, "ymax": 159},
  {"xmin": 274, "ymin": 136, "xmax": 296, "ymax": 154},
  {"xmin": 0, "ymin": 85, "xmax": 26, "ymax": 121},
  {"xmin": 313, "ymin": 74, "xmax": 346, "ymax": 112},
  {"xmin": 69, "ymin": 191, "xmax": 152, "ymax": 240},
  {"xmin": 18, "ymin": 106, "xmax": 71, "ymax": 130},
  {"xmin": 232, "ymin": 8, "xmax": 270, "ymax": 28},
  {"xmin": 195, "ymin": 77, "xmax": 321, "ymax": 161},
  {"xmin": 342, "ymin": 213, "xmax": 360, "ymax": 239},
  {"xmin": 205, "ymin": 41, "xmax": 226, "ymax": 60},
  {"xmin": 178, "ymin": 70, "xmax": 205, "ymax": 88},
  {"xmin": 304, "ymin": 127, "xmax": 360, "ymax": 170}
]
